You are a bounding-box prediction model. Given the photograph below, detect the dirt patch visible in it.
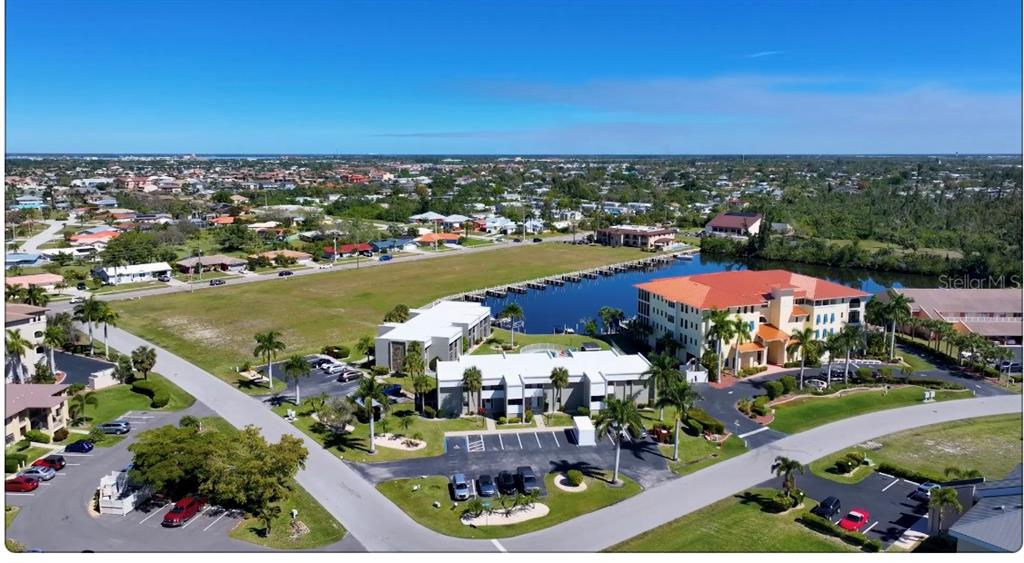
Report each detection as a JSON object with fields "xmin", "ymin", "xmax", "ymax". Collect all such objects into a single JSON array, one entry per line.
[{"xmin": 460, "ymin": 503, "xmax": 550, "ymax": 526}]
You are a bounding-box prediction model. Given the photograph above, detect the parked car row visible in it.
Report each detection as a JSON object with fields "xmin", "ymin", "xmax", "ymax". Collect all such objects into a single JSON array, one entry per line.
[
  {"xmin": 5, "ymin": 454, "xmax": 69, "ymax": 493},
  {"xmin": 451, "ymin": 466, "xmax": 541, "ymax": 501},
  {"xmin": 98, "ymin": 419, "xmax": 132, "ymax": 435}
]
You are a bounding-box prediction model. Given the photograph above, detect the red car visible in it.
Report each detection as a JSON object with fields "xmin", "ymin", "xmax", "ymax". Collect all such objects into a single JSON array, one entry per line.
[
  {"xmin": 5, "ymin": 476, "xmax": 40, "ymax": 493},
  {"xmin": 162, "ymin": 496, "xmax": 207, "ymax": 527},
  {"xmin": 838, "ymin": 508, "xmax": 870, "ymax": 532},
  {"xmin": 32, "ymin": 455, "xmax": 66, "ymax": 471}
]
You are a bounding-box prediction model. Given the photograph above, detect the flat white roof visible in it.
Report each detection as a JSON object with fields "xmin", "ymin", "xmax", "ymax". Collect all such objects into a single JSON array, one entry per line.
[
  {"xmin": 436, "ymin": 349, "xmax": 650, "ymax": 385},
  {"xmin": 381, "ymin": 301, "xmax": 490, "ymax": 343},
  {"xmin": 99, "ymin": 262, "xmax": 172, "ymax": 275},
  {"xmin": 573, "ymin": 415, "xmax": 594, "ymax": 431}
]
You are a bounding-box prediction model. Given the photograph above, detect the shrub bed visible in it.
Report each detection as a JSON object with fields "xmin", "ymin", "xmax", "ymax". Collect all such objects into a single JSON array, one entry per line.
[
  {"xmin": 566, "ymin": 469, "xmax": 584, "ymax": 486},
  {"xmin": 877, "ymin": 462, "xmax": 944, "ymax": 484},
  {"xmin": 5, "ymin": 453, "xmax": 28, "ymax": 473},
  {"xmin": 685, "ymin": 408, "xmax": 725, "ymax": 435},
  {"xmin": 763, "ymin": 380, "xmax": 785, "ymax": 399},
  {"xmin": 797, "ymin": 513, "xmax": 882, "ymax": 552},
  {"xmin": 25, "ymin": 429, "xmax": 51, "ymax": 444},
  {"xmin": 131, "ymin": 379, "xmax": 170, "ymax": 408}
]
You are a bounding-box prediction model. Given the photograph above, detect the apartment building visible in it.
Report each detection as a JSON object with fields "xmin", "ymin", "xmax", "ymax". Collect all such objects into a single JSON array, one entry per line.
[
  {"xmin": 434, "ymin": 349, "xmax": 651, "ymax": 418},
  {"xmin": 374, "ymin": 301, "xmax": 492, "ymax": 372},
  {"xmin": 636, "ymin": 270, "xmax": 868, "ymax": 369},
  {"xmin": 5, "ymin": 303, "xmax": 48, "ymax": 383},
  {"xmin": 595, "ymin": 225, "xmax": 677, "ymax": 249},
  {"xmin": 5, "ymin": 384, "xmax": 70, "ymax": 445}
]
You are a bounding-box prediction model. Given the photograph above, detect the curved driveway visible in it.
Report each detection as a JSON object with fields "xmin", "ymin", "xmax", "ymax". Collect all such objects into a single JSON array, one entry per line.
[{"xmin": 99, "ymin": 323, "xmax": 1020, "ymax": 551}]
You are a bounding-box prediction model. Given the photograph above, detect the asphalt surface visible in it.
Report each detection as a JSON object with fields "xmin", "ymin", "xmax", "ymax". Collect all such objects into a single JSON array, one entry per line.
[
  {"xmin": 60, "ymin": 321, "xmax": 1020, "ymax": 552},
  {"xmin": 354, "ymin": 428, "xmax": 672, "ymax": 489},
  {"xmin": 53, "ymin": 350, "xmax": 115, "ymax": 386}
]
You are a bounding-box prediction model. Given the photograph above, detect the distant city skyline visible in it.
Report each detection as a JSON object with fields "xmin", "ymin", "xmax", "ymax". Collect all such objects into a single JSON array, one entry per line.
[{"xmin": 6, "ymin": 0, "xmax": 1022, "ymax": 154}]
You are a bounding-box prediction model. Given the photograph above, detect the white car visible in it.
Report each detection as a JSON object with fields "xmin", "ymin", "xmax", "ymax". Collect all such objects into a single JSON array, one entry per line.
[
  {"xmin": 69, "ymin": 297, "xmax": 85, "ymax": 304},
  {"xmin": 323, "ymin": 363, "xmax": 349, "ymax": 375},
  {"xmin": 318, "ymin": 263, "xmax": 333, "ymax": 269}
]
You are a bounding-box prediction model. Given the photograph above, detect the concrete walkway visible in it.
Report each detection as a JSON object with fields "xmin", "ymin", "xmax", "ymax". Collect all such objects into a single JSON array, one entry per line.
[{"xmin": 98, "ymin": 322, "xmax": 1021, "ymax": 551}]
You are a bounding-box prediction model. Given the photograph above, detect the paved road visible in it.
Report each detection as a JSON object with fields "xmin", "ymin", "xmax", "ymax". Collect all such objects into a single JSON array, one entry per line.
[
  {"xmin": 51, "ymin": 235, "xmax": 589, "ymax": 306},
  {"xmin": 96, "ymin": 322, "xmax": 1020, "ymax": 551},
  {"xmin": 16, "ymin": 219, "xmax": 66, "ymax": 253}
]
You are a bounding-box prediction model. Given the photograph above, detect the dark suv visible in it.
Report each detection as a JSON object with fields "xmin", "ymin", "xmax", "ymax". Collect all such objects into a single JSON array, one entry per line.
[
  {"xmin": 811, "ymin": 496, "xmax": 841, "ymax": 519},
  {"xmin": 516, "ymin": 466, "xmax": 540, "ymax": 494},
  {"xmin": 496, "ymin": 471, "xmax": 517, "ymax": 495}
]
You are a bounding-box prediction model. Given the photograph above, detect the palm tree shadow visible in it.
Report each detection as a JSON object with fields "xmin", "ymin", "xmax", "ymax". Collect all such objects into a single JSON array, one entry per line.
[
  {"xmin": 321, "ymin": 429, "xmax": 372, "ymax": 455},
  {"xmin": 548, "ymin": 459, "xmax": 606, "ymax": 481},
  {"xmin": 734, "ymin": 490, "xmax": 778, "ymax": 513}
]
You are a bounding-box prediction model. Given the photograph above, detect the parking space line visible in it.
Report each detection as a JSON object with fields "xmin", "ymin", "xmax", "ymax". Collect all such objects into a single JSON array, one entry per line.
[
  {"xmin": 863, "ymin": 521, "xmax": 879, "ymax": 534},
  {"xmin": 498, "ymin": 434, "xmax": 504, "ymax": 450},
  {"xmin": 181, "ymin": 506, "xmax": 212, "ymax": 529},
  {"xmin": 65, "ymin": 463, "xmax": 81, "ymax": 466},
  {"xmin": 491, "ymin": 539, "xmax": 507, "ymax": 553},
  {"xmin": 516, "ymin": 433, "xmax": 523, "ymax": 449},
  {"xmin": 902, "ymin": 478, "xmax": 920, "ymax": 487},
  {"xmin": 138, "ymin": 507, "xmax": 166, "ymax": 525},
  {"xmin": 534, "ymin": 433, "xmax": 541, "ymax": 447},
  {"xmin": 882, "ymin": 478, "xmax": 900, "ymax": 492},
  {"xmin": 5, "ymin": 493, "xmax": 34, "ymax": 496},
  {"xmin": 551, "ymin": 431, "xmax": 559, "ymax": 447}
]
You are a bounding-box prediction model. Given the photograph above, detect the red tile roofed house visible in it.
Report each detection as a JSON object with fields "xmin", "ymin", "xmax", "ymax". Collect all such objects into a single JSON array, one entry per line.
[
  {"xmin": 704, "ymin": 211, "xmax": 763, "ymax": 239},
  {"xmin": 414, "ymin": 233, "xmax": 461, "ymax": 246},
  {"xmin": 69, "ymin": 230, "xmax": 120, "ymax": 246},
  {"xmin": 635, "ymin": 270, "xmax": 868, "ymax": 371},
  {"xmin": 323, "ymin": 243, "xmax": 372, "ymax": 259},
  {"xmin": 210, "ymin": 215, "xmax": 235, "ymax": 226},
  {"xmin": 5, "ymin": 273, "xmax": 64, "ymax": 291}
]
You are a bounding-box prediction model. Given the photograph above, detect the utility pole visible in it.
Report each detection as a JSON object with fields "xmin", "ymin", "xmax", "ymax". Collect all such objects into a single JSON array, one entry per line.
[{"xmin": 333, "ymin": 236, "xmax": 338, "ymax": 265}]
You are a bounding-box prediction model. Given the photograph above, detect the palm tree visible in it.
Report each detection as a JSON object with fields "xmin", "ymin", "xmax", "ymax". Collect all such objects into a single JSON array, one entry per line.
[
  {"xmin": 839, "ymin": 324, "xmax": 864, "ymax": 384},
  {"xmin": 5, "ymin": 283, "xmax": 25, "ymax": 303},
  {"xmin": 355, "ymin": 334, "xmax": 375, "ymax": 363},
  {"xmin": 771, "ymin": 455, "xmax": 804, "ymax": 494},
  {"xmin": 643, "ymin": 353, "xmax": 680, "ymax": 420},
  {"xmin": 823, "ymin": 332, "xmax": 844, "ymax": 388},
  {"xmin": 412, "ymin": 374, "xmax": 433, "ymax": 415},
  {"xmin": 284, "ymin": 354, "xmax": 312, "ymax": 404},
  {"xmin": 499, "ymin": 303, "xmax": 524, "ymax": 347},
  {"xmin": 95, "ymin": 302, "xmax": 119, "ymax": 359},
  {"xmin": 23, "ymin": 284, "xmax": 50, "ymax": 307},
  {"xmin": 73, "ymin": 296, "xmax": 104, "ymax": 356},
  {"xmin": 731, "ymin": 315, "xmax": 752, "ymax": 376},
  {"xmin": 884, "ymin": 290, "xmax": 914, "ymax": 360},
  {"xmin": 655, "ymin": 379, "xmax": 702, "ymax": 462},
  {"xmin": 131, "ymin": 346, "xmax": 157, "ymax": 379},
  {"xmin": 929, "ymin": 487, "xmax": 963, "ymax": 534},
  {"xmin": 703, "ymin": 308, "xmax": 733, "ymax": 381},
  {"xmin": 252, "ymin": 330, "xmax": 287, "ymax": 389},
  {"xmin": 42, "ymin": 325, "xmax": 65, "ymax": 377},
  {"xmin": 6, "ymin": 329, "xmax": 30, "ymax": 384},
  {"xmin": 403, "ymin": 341, "xmax": 425, "ymax": 377},
  {"xmin": 549, "ymin": 366, "xmax": 569, "ymax": 411},
  {"xmin": 787, "ymin": 327, "xmax": 817, "ymax": 390},
  {"xmin": 594, "ymin": 396, "xmax": 644, "ymax": 484},
  {"xmin": 462, "ymin": 366, "xmax": 483, "ymax": 415},
  {"xmin": 355, "ymin": 377, "xmax": 390, "ymax": 454},
  {"xmin": 69, "ymin": 391, "xmax": 98, "ymax": 425}
]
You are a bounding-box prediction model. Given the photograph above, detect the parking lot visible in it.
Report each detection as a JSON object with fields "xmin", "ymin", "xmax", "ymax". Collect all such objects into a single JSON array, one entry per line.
[
  {"xmin": 5, "ymin": 404, "xmax": 263, "ymax": 552},
  {"xmin": 765, "ymin": 470, "xmax": 928, "ymax": 548},
  {"xmin": 447, "ymin": 429, "xmax": 575, "ymax": 455}
]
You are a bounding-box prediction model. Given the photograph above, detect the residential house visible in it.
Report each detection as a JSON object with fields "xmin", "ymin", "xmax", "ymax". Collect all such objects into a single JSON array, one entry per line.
[
  {"xmin": 5, "ymin": 273, "xmax": 64, "ymax": 291},
  {"xmin": 323, "ymin": 243, "xmax": 372, "ymax": 260},
  {"xmin": 93, "ymin": 262, "xmax": 173, "ymax": 285},
  {"xmin": 4, "ymin": 252, "xmax": 47, "ymax": 270},
  {"xmin": 374, "ymin": 301, "xmax": 491, "ymax": 373},
  {"xmin": 4, "ymin": 303, "xmax": 48, "ymax": 383},
  {"xmin": 636, "ymin": 270, "xmax": 868, "ymax": 368},
  {"xmin": 251, "ymin": 249, "xmax": 313, "ymax": 264},
  {"xmin": 175, "ymin": 254, "xmax": 247, "ymax": 274},
  {"xmin": 415, "ymin": 233, "xmax": 461, "ymax": 246},
  {"xmin": 370, "ymin": 238, "xmax": 417, "ymax": 254},
  {"xmin": 434, "ymin": 350, "xmax": 651, "ymax": 418},
  {"xmin": 596, "ymin": 225, "xmax": 677, "ymax": 250},
  {"xmin": 5, "ymin": 384, "xmax": 71, "ymax": 445},
  {"xmin": 946, "ymin": 465, "xmax": 1023, "ymax": 552},
  {"xmin": 705, "ymin": 211, "xmax": 763, "ymax": 238}
]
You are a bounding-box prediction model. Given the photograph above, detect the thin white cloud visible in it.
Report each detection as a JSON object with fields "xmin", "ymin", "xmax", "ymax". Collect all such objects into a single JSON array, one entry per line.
[{"xmin": 747, "ymin": 50, "xmax": 784, "ymax": 58}]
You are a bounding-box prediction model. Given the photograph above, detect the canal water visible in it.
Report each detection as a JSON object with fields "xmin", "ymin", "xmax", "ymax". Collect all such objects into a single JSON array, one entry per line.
[{"xmin": 483, "ymin": 254, "xmax": 938, "ymax": 334}]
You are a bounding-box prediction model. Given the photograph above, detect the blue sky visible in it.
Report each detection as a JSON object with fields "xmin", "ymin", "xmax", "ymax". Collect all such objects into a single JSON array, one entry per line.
[{"xmin": 6, "ymin": 0, "xmax": 1022, "ymax": 154}]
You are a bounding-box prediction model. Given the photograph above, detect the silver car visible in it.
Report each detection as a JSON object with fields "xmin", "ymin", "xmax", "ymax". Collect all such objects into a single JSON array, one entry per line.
[
  {"xmin": 20, "ymin": 466, "xmax": 56, "ymax": 481},
  {"xmin": 451, "ymin": 473, "xmax": 471, "ymax": 501}
]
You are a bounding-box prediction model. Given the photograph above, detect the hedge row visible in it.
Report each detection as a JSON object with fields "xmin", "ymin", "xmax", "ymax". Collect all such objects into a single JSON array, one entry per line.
[
  {"xmin": 5, "ymin": 453, "xmax": 28, "ymax": 473},
  {"xmin": 797, "ymin": 513, "xmax": 882, "ymax": 552},
  {"xmin": 876, "ymin": 462, "xmax": 944, "ymax": 484},
  {"xmin": 131, "ymin": 380, "xmax": 170, "ymax": 408},
  {"xmin": 25, "ymin": 429, "xmax": 51, "ymax": 444},
  {"xmin": 685, "ymin": 407, "xmax": 725, "ymax": 435}
]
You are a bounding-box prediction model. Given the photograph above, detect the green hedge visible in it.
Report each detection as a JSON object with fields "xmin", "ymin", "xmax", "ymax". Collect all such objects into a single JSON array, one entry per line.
[
  {"xmin": 779, "ymin": 375, "xmax": 798, "ymax": 395},
  {"xmin": 685, "ymin": 407, "xmax": 725, "ymax": 434},
  {"xmin": 25, "ymin": 429, "xmax": 51, "ymax": 444},
  {"xmin": 763, "ymin": 380, "xmax": 785, "ymax": 399},
  {"xmin": 131, "ymin": 379, "xmax": 170, "ymax": 409},
  {"xmin": 797, "ymin": 513, "xmax": 882, "ymax": 552},
  {"xmin": 5, "ymin": 453, "xmax": 28, "ymax": 473},
  {"xmin": 877, "ymin": 462, "xmax": 944, "ymax": 484},
  {"xmin": 751, "ymin": 396, "xmax": 770, "ymax": 416},
  {"xmin": 566, "ymin": 469, "xmax": 584, "ymax": 486}
]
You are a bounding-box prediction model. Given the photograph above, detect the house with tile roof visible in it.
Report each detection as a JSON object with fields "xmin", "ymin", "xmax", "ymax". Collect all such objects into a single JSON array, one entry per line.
[
  {"xmin": 635, "ymin": 270, "xmax": 868, "ymax": 369},
  {"xmin": 5, "ymin": 383, "xmax": 71, "ymax": 444},
  {"xmin": 705, "ymin": 211, "xmax": 763, "ymax": 239}
]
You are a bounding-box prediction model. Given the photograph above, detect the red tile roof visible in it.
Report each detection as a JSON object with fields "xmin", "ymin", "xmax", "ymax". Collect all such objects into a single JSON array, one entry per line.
[{"xmin": 636, "ymin": 270, "xmax": 868, "ymax": 310}]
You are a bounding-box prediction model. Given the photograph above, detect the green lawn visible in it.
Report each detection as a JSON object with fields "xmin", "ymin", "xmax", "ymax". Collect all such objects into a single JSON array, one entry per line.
[
  {"xmin": 472, "ymin": 328, "xmax": 610, "ymax": 355},
  {"xmin": 640, "ymin": 407, "xmax": 747, "ymax": 476},
  {"xmin": 609, "ymin": 488, "xmax": 855, "ymax": 552},
  {"xmin": 7, "ymin": 446, "xmax": 52, "ymax": 467},
  {"xmin": 896, "ymin": 349, "xmax": 937, "ymax": 372},
  {"xmin": 114, "ymin": 245, "xmax": 642, "ymax": 385},
  {"xmin": 460, "ymin": 237, "xmax": 494, "ymax": 247},
  {"xmin": 377, "ymin": 472, "xmax": 640, "ymax": 539},
  {"xmin": 5, "ymin": 506, "xmax": 19, "ymax": 529},
  {"xmin": 770, "ymin": 386, "xmax": 968, "ymax": 434},
  {"xmin": 543, "ymin": 412, "xmax": 574, "ymax": 427},
  {"xmin": 810, "ymin": 414, "xmax": 1022, "ymax": 483},
  {"xmin": 77, "ymin": 374, "xmax": 194, "ymax": 427},
  {"xmin": 91, "ymin": 281, "xmax": 166, "ymax": 295},
  {"xmin": 271, "ymin": 401, "xmax": 485, "ymax": 463},
  {"xmin": 195, "ymin": 417, "xmax": 346, "ymax": 549}
]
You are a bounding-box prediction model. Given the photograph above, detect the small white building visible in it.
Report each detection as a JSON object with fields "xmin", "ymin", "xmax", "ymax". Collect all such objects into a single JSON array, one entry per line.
[
  {"xmin": 98, "ymin": 465, "xmax": 153, "ymax": 516},
  {"xmin": 375, "ymin": 301, "xmax": 492, "ymax": 373},
  {"xmin": 93, "ymin": 262, "xmax": 172, "ymax": 285}
]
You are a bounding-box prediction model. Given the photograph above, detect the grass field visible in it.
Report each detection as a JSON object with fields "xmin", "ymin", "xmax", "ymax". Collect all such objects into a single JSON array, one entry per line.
[
  {"xmin": 196, "ymin": 417, "xmax": 346, "ymax": 549},
  {"xmin": 77, "ymin": 374, "xmax": 195, "ymax": 427},
  {"xmin": 896, "ymin": 349, "xmax": 937, "ymax": 372},
  {"xmin": 769, "ymin": 386, "xmax": 967, "ymax": 434},
  {"xmin": 810, "ymin": 414, "xmax": 1022, "ymax": 483},
  {"xmin": 7, "ymin": 446, "xmax": 52, "ymax": 467},
  {"xmin": 5, "ymin": 506, "xmax": 19, "ymax": 529},
  {"xmin": 271, "ymin": 401, "xmax": 485, "ymax": 463},
  {"xmin": 640, "ymin": 407, "xmax": 747, "ymax": 476},
  {"xmin": 377, "ymin": 472, "xmax": 640, "ymax": 539},
  {"xmin": 113, "ymin": 245, "xmax": 642, "ymax": 385},
  {"xmin": 609, "ymin": 488, "xmax": 854, "ymax": 552},
  {"xmin": 472, "ymin": 328, "xmax": 611, "ymax": 355}
]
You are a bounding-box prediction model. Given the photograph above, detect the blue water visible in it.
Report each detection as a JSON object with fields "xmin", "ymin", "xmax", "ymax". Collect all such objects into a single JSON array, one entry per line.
[{"xmin": 484, "ymin": 254, "xmax": 937, "ymax": 334}]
